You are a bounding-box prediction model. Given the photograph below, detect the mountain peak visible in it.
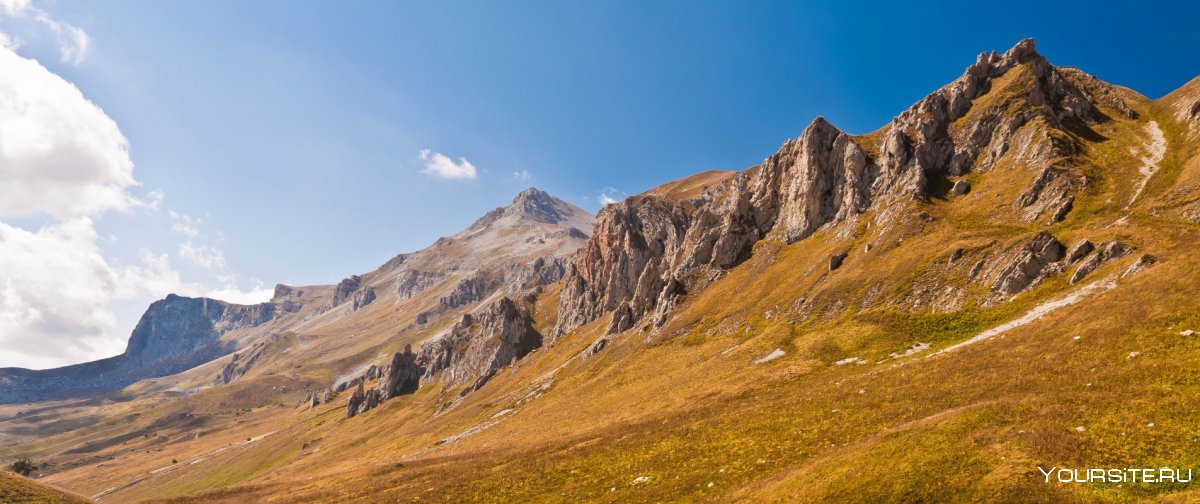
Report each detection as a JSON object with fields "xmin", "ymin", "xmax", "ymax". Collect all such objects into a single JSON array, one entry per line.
[
  {"xmin": 512, "ymin": 186, "xmax": 553, "ymax": 205},
  {"xmin": 463, "ymin": 188, "xmax": 593, "ymax": 234},
  {"xmin": 1002, "ymin": 37, "xmax": 1039, "ymax": 64},
  {"xmin": 505, "ymin": 187, "xmax": 573, "ymax": 225}
]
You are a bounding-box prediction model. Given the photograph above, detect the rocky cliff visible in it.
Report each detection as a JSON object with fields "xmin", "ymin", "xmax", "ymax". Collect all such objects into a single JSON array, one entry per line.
[
  {"xmin": 0, "ymin": 294, "xmax": 275, "ymax": 403},
  {"xmin": 555, "ymin": 39, "xmax": 1133, "ymax": 337},
  {"xmin": 341, "ymin": 296, "xmax": 541, "ymax": 418}
]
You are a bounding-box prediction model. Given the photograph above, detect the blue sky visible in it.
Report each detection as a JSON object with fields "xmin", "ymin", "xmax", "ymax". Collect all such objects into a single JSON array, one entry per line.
[{"xmin": 2, "ymin": 0, "xmax": 1198, "ymax": 368}]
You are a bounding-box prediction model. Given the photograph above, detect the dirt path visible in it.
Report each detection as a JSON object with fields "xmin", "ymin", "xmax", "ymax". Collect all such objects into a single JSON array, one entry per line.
[
  {"xmin": 1126, "ymin": 120, "xmax": 1167, "ymax": 209},
  {"xmin": 91, "ymin": 430, "xmax": 277, "ymax": 501},
  {"xmin": 926, "ymin": 276, "xmax": 1117, "ymax": 358}
]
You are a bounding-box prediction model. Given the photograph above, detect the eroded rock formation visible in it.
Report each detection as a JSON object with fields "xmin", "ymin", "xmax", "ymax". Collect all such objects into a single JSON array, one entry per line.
[{"xmin": 554, "ymin": 39, "xmax": 1127, "ymax": 337}]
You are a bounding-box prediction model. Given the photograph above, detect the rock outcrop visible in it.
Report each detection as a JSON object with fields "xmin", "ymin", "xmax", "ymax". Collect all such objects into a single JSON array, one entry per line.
[
  {"xmin": 379, "ymin": 345, "xmax": 421, "ymax": 399},
  {"xmin": 988, "ymin": 232, "xmax": 1065, "ymax": 296},
  {"xmin": 417, "ymin": 297, "xmax": 542, "ymax": 393},
  {"xmin": 1070, "ymin": 241, "xmax": 1132, "ymax": 283},
  {"xmin": 1064, "ymin": 239, "xmax": 1094, "ymax": 264},
  {"xmin": 329, "ymin": 275, "xmax": 376, "ymax": 311},
  {"xmin": 1, "ymin": 294, "xmax": 276, "ymax": 403},
  {"xmin": 393, "ymin": 270, "xmax": 444, "ymax": 300},
  {"xmin": 502, "ymin": 256, "xmax": 569, "ymax": 294},
  {"xmin": 342, "ymin": 297, "xmax": 542, "ymax": 419},
  {"xmin": 346, "ymin": 383, "xmax": 365, "ymax": 418},
  {"xmin": 439, "ymin": 271, "xmax": 495, "ymax": 309}
]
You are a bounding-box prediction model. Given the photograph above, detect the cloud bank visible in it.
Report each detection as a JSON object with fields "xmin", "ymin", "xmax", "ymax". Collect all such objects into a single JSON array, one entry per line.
[
  {"xmin": 419, "ymin": 148, "xmax": 477, "ymax": 180},
  {"xmin": 0, "ymin": 41, "xmax": 268, "ymax": 369}
]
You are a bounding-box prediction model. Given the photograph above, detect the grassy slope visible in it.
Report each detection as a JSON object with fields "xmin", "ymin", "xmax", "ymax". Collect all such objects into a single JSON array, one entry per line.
[
  {"xmin": 7, "ymin": 72, "xmax": 1200, "ymax": 503},
  {"xmin": 0, "ymin": 471, "xmax": 92, "ymax": 503},
  {"xmin": 108, "ymin": 78, "xmax": 1200, "ymax": 502}
]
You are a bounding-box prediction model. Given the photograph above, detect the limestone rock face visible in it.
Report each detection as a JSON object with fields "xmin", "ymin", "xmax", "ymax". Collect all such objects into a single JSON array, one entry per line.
[
  {"xmin": 502, "ymin": 256, "xmax": 569, "ymax": 294},
  {"xmin": 379, "ymin": 345, "xmax": 421, "ymax": 399},
  {"xmin": 338, "ymin": 297, "xmax": 543, "ymax": 421},
  {"xmin": 439, "ymin": 271, "xmax": 495, "ymax": 309},
  {"xmin": 351, "ymin": 287, "xmax": 377, "ymax": 310},
  {"xmin": 553, "ymin": 39, "xmax": 1125, "ymax": 337},
  {"xmin": 393, "ymin": 270, "xmax": 444, "ymax": 300},
  {"xmin": 346, "ymin": 382, "xmax": 365, "ymax": 418},
  {"xmin": 329, "ymin": 275, "xmax": 376, "ymax": 311},
  {"xmin": 1065, "ymin": 239, "xmax": 1094, "ymax": 264},
  {"xmin": 417, "ymin": 297, "xmax": 542, "ymax": 392},
  {"xmin": 0, "ymin": 294, "xmax": 276, "ymax": 403},
  {"xmin": 988, "ymin": 232, "xmax": 1065, "ymax": 296},
  {"xmin": 1070, "ymin": 241, "xmax": 1132, "ymax": 284}
]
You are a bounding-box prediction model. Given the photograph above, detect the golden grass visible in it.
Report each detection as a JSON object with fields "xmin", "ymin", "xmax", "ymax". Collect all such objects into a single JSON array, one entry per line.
[
  {"xmin": 0, "ymin": 471, "xmax": 92, "ymax": 503},
  {"xmin": 8, "ymin": 66, "xmax": 1200, "ymax": 504}
]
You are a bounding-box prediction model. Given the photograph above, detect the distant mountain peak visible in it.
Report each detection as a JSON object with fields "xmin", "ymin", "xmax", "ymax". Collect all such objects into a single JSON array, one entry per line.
[
  {"xmin": 509, "ymin": 187, "xmax": 569, "ymax": 224},
  {"xmin": 465, "ymin": 187, "xmax": 590, "ymax": 232}
]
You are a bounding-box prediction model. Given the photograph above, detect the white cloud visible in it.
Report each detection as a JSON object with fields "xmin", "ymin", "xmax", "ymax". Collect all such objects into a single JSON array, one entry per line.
[
  {"xmin": 0, "ymin": 45, "xmax": 144, "ymax": 219},
  {"xmin": 169, "ymin": 212, "xmax": 226, "ymax": 271},
  {"xmin": 598, "ymin": 187, "xmax": 626, "ymax": 206},
  {"xmin": 166, "ymin": 211, "xmax": 270, "ymax": 305},
  {"xmin": 168, "ymin": 211, "xmax": 201, "ymax": 238},
  {"xmin": 204, "ymin": 281, "xmax": 273, "ymax": 305},
  {"xmin": 0, "ymin": 30, "xmax": 17, "ymax": 50},
  {"xmin": 0, "ymin": 32, "xmax": 273, "ymax": 370},
  {"xmin": 0, "ymin": 0, "xmax": 31, "ymax": 17},
  {"xmin": 0, "ymin": 0, "xmax": 90, "ymax": 65},
  {"xmin": 0, "ymin": 44, "xmax": 196, "ymax": 369},
  {"xmin": 0, "ymin": 218, "xmax": 189, "ymax": 369},
  {"xmin": 179, "ymin": 241, "xmax": 227, "ymax": 272},
  {"xmin": 419, "ymin": 148, "xmax": 477, "ymax": 180},
  {"xmin": 512, "ymin": 169, "xmax": 531, "ymax": 181}
]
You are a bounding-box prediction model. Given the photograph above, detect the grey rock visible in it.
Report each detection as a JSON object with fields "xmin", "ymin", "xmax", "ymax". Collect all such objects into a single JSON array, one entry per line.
[
  {"xmin": 329, "ymin": 275, "xmax": 376, "ymax": 311},
  {"xmin": 951, "ymin": 180, "xmax": 971, "ymax": 195},
  {"xmin": 829, "ymin": 252, "xmax": 848, "ymax": 271},
  {"xmin": 392, "ymin": 270, "xmax": 444, "ymax": 300},
  {"xmin": 1070, "ymin": 241, "xmax": 1131, "ymax": 284},
  {"xmin": 1064, "ymin": 239, "xmax": 1094, "ymax": 264},
  {"xmin": 416, "ymin": 297, "xmax": 541, "ymax": 394},
  {"xmin": 439, "ymin": 271, "xmax": 495, "ymax": 309},
  {"xmin": 581, "ymin": 337, "xmax": 609, "ymax": 358},
  {"xmin": 0, "ymin": 294, "xmax": 275, "ymax": 404},
  {"xmin": 378, "ymin": 345, "xmax": 421, "ymax": 399},
  {"xmin": 1049, "ymin": 195, "xmax": 1075, "ymax": 223},
  {"xmin": 991, "ymin": 232, "xmax": 1064, "ymax": 295},
  {"xmin": 502, "ymin": 256, "xmax": 568, "ymax": 294},
  {"xmin": 346, "ymin": 382, "xmax": 365, "ymax": 418}
]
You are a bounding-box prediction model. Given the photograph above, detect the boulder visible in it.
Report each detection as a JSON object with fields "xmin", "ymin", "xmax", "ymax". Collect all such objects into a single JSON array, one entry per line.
[
  {"xmin": 829, "ymin": 252, "xmax": 848, "ymax": 271},
  {"xmin": 1064, "ymin": 239, "xmax": 1093, "ymax": 264},
  {"xmin": 991, "ymin": 232, "xmax": 1064, "ymax": 295},
  {"xmin": 951, "ymin": 180, "xmax": 971, "ymax": 195},
  {"xmin": 346, "ymin": 383, "xmax": 365, "ymax": 418},
  {"xmin": 1070, "ymin": 241, "xmax": 1131, "ymax": 284},
  {"xmin": 379, "ymin": 345, "xmax": 422, "ymax": 399}
]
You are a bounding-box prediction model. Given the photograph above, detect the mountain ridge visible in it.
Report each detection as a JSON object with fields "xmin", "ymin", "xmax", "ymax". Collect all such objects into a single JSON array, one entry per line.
[{"xmin": 3, "ymin": 40, "xmax": 1200, "ymax": 503}]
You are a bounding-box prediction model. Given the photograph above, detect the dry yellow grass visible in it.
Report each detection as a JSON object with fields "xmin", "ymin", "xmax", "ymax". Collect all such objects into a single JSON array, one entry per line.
[{"xmin": 4, "ymin": 66, "xmax": 1200, "ymax": 503}]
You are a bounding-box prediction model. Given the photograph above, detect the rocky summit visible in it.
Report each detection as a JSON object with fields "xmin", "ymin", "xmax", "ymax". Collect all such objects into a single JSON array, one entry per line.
[{"xmin": 3, "ymin": 38, "xmax": 1200, "ymax": 503}]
